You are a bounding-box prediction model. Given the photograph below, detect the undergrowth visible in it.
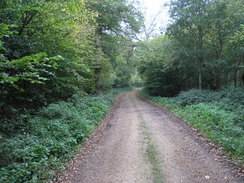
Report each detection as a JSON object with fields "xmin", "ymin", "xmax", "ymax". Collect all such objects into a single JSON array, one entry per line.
[
  {"xmin": 140, "ymin": 88, "xmax": 244, "ymax": 161},
  {"xmin": 0, "ymin": 88, "xmax": 130, "ymax": 183}
]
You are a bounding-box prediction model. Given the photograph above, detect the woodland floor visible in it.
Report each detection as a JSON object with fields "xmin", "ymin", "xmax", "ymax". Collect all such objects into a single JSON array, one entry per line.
[{"xmin": 55, "ymin": 90, "xmax": 244, "ymax": 183}]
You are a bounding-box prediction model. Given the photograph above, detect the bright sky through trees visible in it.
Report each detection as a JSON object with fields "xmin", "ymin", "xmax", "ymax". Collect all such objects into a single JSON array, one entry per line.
[{"xmin": 139, "ymin": 0, "xmax": 170, "ymax": 36}]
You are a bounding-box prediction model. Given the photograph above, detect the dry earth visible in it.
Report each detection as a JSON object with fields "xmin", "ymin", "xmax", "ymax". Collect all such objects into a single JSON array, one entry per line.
[{"xmin": 55, "ymin": 90, "xmax": 244, "ymax": 183}]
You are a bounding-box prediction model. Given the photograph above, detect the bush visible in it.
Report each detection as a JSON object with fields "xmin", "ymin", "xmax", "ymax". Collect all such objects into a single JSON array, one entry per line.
[
  {"xmin": 176, "ymin": 104, "xmax": 244, "ymax": 158},
  {"xmin": 175, "ymin": 87, "xmax": 244, "ymax": 110},
  {"xmin": 175, "ymin": 89, "xmax": 221, "ymax": 105},
  {"xmin": 0, "ymin": 88, "xmax": 128, "ymax": 183},
  {"xmin": 175, "ymin": 87, "xmax": 244, "ymax": 129}
]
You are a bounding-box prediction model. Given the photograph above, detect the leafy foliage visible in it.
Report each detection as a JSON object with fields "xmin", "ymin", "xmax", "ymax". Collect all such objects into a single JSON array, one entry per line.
[
  {"xmin": 136, "ymin": 0, "xmax": 243, "ymax": 96},
  {"xmin": 135, "ymin": 35, "xmax": 183, "ymax": 96},
  {"xmin": 0, "ymin": 0, "xmax": 142, "ymax": 181},
  {"xmin": 0, "ymin": 0, "xmax": 142, "ymax": 117},
  {"xmin": 176, "ymin": 104, "xmax": 244, "ymax": 158},
  {"xmin": 0, "ymin": 88, "xmax": 129, "ymax": 183},
  {"xmin": 0, "ymin": 53, "xmax": 63, "ymax": 85}
]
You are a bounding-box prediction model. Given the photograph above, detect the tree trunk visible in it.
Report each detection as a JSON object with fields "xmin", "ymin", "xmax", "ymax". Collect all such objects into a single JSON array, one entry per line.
[
  {"xmin": 197, "ymin": 26, "xmax": 204, "ymax": 90},
  {"xmin": 241, "ymin": 71, "xmax": 244, "ymax": 87},
  {"xmin": 198, "ymin": 68, "xmax": 202, "ymax": 90},
  {"xmin": 95, "ymin": 36, "xmax": 103, "ymax": 92},
  {"xmin": 234, "ymin": 69, "xmax": 238, "ymax": 87}
]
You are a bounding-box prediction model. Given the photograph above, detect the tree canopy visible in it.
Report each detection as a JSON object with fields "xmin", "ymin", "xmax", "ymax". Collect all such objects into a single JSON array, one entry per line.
[
  {"xmin": 0, "ymin": 0, "xmax": 243, "ymax": 182},
  {"xmin": 0, "ymin": 0, "xmax": 143, "ymax": 116},
  {"xmin": 1, "ymin": 0, "xmax": 243, "ymax": 115},
  {"xmin": 134, "ymin": 0, "xmax": 244, "ymax": 96}
]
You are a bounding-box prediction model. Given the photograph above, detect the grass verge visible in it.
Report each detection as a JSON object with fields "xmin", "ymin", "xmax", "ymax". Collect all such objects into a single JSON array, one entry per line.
[{"xmin": 140, "ymin": 89, "xmax": 244, "ymax": 162}]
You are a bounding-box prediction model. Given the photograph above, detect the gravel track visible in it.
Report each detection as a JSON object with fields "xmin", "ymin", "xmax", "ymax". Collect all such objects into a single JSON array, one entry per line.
[{"xmin": 56, "ymin": 90, "xmax": 243, "ymax": 183}]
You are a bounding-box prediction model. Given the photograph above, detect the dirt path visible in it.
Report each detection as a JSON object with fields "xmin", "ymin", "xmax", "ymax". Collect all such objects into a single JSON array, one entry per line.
[{"xmin": 56, "ymin": 90, "xmax": 243, "ymax": 183}]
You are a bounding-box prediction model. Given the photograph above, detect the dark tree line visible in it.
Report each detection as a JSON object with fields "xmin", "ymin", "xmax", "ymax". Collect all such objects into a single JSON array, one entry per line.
[{"xmin": 135, "ymin": 0, "xmax": 243, "ymax": 96}]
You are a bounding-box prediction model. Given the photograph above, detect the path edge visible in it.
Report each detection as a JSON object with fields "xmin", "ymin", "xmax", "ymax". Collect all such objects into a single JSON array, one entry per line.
[
  {"xmin": 53, "ymin": 91, "xmax": 129, "ymax": 183},
  {"xmin": 137, "ymin": 90, "xmax": 244, "ymax": 178}
]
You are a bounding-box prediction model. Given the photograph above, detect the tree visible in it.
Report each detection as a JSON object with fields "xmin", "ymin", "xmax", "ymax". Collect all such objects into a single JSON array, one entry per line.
[
  {"xmin": 138, "ymin": 0, "xmax": 243, "ymax": 96},
  {"xmin": 0, "ymin": 0, "xmax": 100, "ymax": 115},
  {"xmin": 0, "ymin": 0, "xmax": 144, "ymax": 116},
  {"xmin": 167, "ymin": 0, "xmax": 211, "ymax": 90},
  {"xmin": 166, "ymin": 0, "xmax": 243, "ymax": 90},
  {"xmin": 134, "ymin": 35, "xmax": 183, "ymax": 96},
  {"xmin": 86, "ymin": 0, "xmax": 143, "ymax": 90}
]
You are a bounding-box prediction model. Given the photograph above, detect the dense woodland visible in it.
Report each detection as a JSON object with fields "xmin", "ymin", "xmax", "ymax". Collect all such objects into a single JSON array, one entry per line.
[
  {"xmin": 137, "ymin": 0, "xmax": 243, "ymax": 96},
  {"xmin": 0, "ymin": 0, "xmax": 143, "ymax": 117},
  {"xmin": 0, "ymin": 0, "xmax": 143, "ymax": 182},
  {"xmin": 137, "ymin": 0, "xmax": 244, "ymax": 169},
  {"xmin": 0, "ymin": 0, "xmax": 243, "ymax": 182}
]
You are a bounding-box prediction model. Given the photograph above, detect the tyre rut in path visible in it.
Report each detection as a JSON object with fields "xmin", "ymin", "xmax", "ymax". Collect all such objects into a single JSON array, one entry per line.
[{"xmin": 56, "ymin": 90, "xmax": 243, "ymax": 183}]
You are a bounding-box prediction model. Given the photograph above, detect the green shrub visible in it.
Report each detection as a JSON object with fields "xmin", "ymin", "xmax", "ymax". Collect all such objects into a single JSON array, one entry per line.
[
  {"xmin": 175, "ymin": 89, "xmax": 221, "ymax": 105},
  {"xmin": 0, "ymin": 88, "xmax": 128, "ymax": 183},
  {"xmin": 174, "ymin": 87, "xmax": 244, "ymax": 129},
  {"xmin": 174, "ymin": 87, "xmax": 244, "ymax": 105},
  {"xmin": 176, "ymin": 104, "xmax": 244, "ymax": 158}
]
